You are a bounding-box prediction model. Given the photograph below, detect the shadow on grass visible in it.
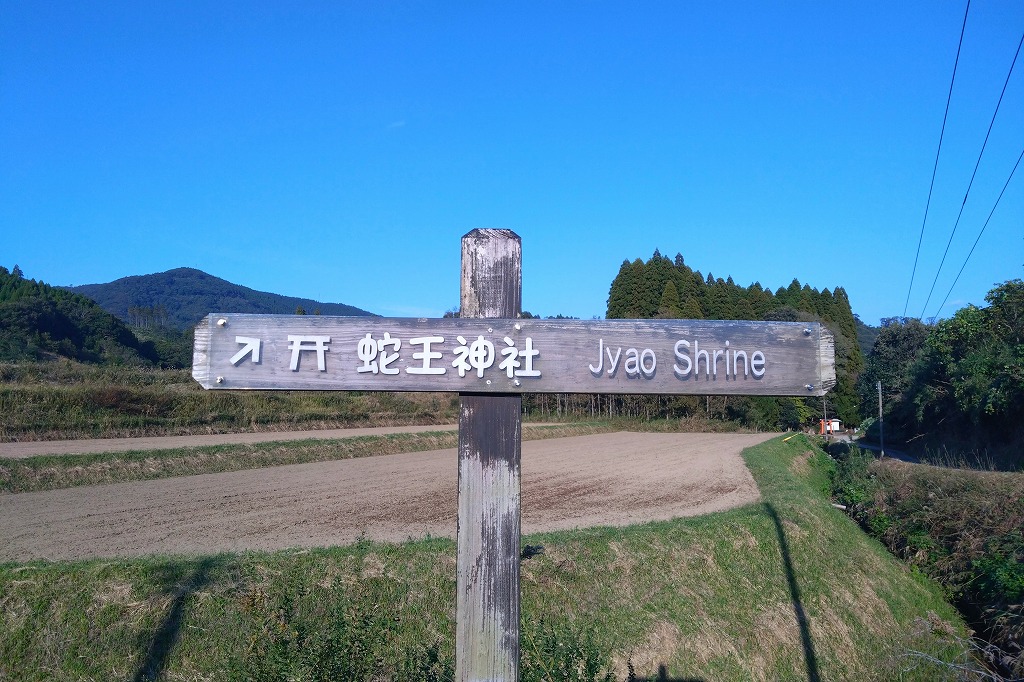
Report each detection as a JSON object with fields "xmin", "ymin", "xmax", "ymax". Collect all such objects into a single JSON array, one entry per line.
[
  {"xmin": 765, "ymin": 503, "xmax": 821, "ymax": 682},
  {"xmin": 132, "ymin": 556, "xmax": 223, "ymax": 682},
  {"xmin": 628, "ymin": 662, "xmax": 705, "ymax": 681}
]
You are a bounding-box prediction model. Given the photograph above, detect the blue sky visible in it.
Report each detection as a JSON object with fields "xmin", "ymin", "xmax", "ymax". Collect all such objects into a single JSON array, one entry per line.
[{"xmin": 2, "ymin": 2, "xmax": 1021, "ymax": 325}]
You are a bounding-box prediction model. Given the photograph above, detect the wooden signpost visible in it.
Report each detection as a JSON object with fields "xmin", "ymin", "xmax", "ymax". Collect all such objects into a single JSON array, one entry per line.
[{"xmin": 193, "ymin": 229, "xmax": 835, "ymax": 681}]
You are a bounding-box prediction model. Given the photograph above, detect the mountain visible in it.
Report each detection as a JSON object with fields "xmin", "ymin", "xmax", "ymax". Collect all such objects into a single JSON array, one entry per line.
[
  {"xmin": 66, "ymin": 267, "xmax": 376, "ymax": 330},
  {"xmin": 0, "ymin": 266, "xmax": 162, "ymax": 364},
  {"xmin": 854, "ymin": 315, "xmax": 881, "ymax": 358}
]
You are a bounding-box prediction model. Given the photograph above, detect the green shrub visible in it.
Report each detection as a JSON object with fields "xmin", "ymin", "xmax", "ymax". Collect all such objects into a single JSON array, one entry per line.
[
  {"xmin": 827, "ymin": 445, "xmax": 878, "ymax": 512},
  {"xmin": 973, "ymin": 532, "xmax": 1024, "ymax": 604},
  {"xmin": 827, "ymin": 450, "xmax": 1024, "ymax": 678}
]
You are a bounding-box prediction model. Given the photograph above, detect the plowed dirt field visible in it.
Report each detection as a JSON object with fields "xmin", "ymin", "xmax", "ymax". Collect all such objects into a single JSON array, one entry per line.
[{"xmin": 0, "ymin": 431, "xmax": 773, "ymax": 561}]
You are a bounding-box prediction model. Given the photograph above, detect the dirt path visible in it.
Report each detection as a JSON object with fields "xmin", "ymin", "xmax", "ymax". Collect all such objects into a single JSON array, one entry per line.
[
  {"xmin": 0, "ymin": 424, "xmax": 462, "ymax": 459},
  {"xmin": 0, "ymin": 432, "xmax": 774, "ymax": 562}
]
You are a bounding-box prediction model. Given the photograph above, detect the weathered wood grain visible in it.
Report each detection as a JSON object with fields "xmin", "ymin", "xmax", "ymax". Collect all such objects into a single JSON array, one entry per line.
[
  {"xmin": 456, "ymin": 229, "xmax": 521, "ymax": 682},
  {"xmin": 193, "ymin": 315, "xmax": 835, "ymax": 396}
]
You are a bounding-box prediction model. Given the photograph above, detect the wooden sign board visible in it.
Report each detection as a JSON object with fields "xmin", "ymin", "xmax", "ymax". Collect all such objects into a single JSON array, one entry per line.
[
  {"xmin": 190, "ymin": 229, "xmax": 839, "ymax": 682},
  {"xmin": 193, "ymin": 314, "xmax": 835, "ymax": 396}
]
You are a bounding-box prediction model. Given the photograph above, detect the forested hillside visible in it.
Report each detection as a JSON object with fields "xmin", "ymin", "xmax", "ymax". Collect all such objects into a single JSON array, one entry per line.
[
  {"xmin": 605, "ymin": 250, "xmax": 864, "ymax": 425},
  {"xmin": 0, "ymin": 266, "xmax": 164, "ymax": 365},
  {"xmin": 67, "ymin": 267, "xmax": 375, "ymax": 330},
  {"xmin": 858, "ymin": 279, "xmax": 1024, "ymax": 469},
  {"xmin": 854, "ymin": 316, "xmax": 880, "ymax": 359}
]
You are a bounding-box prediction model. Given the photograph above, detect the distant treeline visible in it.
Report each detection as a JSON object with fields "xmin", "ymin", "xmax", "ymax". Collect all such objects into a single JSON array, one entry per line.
[
  {"xmin": 858, "ymin": 279, "xmax": 1023, "ymax": 469},
  {"xmin": 594, "ymin": 250, "xmax": 864, "ymax": 426}
]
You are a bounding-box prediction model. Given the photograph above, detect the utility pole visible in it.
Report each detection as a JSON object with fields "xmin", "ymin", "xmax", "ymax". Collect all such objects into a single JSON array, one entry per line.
[
  {"xmin": 822, "ymin": 398, "xmax": 828, "ymax": 439},
  {"xmin": 877, "ymin": 380, "xmax": 885, "ymax": 459}
]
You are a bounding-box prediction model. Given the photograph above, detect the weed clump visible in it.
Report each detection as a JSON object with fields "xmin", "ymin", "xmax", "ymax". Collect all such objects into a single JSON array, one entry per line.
[{"xmin": 828, "ymin": 445, "xmax": 1024, "ymax": 678}]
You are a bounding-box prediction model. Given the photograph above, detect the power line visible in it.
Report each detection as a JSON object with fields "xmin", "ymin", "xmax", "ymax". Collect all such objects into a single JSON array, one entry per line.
[
  {"xmin": 919, "ymin": 30, "xmax": 1024, "ymax": 319},
  {"xmin": 903, "ymin": 0, "xmax": 971, "ymax": 318},
  {"xmin": 933, "ymin": 145, "xmax": 1024, "ymax": 319}
]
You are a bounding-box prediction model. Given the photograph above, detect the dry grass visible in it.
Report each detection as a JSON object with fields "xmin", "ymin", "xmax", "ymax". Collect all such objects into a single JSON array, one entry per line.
[{"xmin": 0, "ymin": 361, "xmax": 461, "ymax": 442}]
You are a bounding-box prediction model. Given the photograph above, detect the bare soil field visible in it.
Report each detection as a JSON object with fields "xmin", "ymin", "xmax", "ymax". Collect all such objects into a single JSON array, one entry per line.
[{"xmin": 0, "ymin": 431, "xmax": 773, "ymax": 562}]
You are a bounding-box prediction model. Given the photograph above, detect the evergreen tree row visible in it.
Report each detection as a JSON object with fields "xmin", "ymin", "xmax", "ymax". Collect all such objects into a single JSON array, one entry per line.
[{"xmin": 605, "ymin": 250, "xmax": 864, "ymax": 425}]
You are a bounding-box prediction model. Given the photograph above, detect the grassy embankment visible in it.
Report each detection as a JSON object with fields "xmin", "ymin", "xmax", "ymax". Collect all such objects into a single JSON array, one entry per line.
[
  {"xmin": 0, "ymin": 434, "xmax": 979, "ymax": 681},
  {"xmin": 829, "ymin": 444, "xmax": 1024, "ymax": 679}
]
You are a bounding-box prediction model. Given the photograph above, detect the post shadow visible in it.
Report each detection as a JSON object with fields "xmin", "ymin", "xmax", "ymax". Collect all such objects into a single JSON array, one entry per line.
[
  {"xmin": 627, "ymin": 663, "xmax": 705, "ymax": 681},
  {"xmin": 765, "ymin": 503, "xmax": 821, "ymax": 682},
  {"xmin": 132, "ymin": 556, "xmax": 221, "ymax": 682}
]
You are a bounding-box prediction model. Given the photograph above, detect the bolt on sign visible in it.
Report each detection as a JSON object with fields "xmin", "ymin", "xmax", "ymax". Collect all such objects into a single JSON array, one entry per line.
[{"xmin": 193, "ymin": 229, "xmax": 835, "ymax": 682}]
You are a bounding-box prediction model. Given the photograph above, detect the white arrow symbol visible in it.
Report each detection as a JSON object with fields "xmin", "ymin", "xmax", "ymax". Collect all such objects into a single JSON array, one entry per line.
[{"xmin": 230, "ymin": 337, "xmax": 262, "ymax": 365}]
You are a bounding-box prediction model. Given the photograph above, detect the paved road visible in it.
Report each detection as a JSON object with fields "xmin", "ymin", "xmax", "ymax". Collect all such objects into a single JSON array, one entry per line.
[{"xmin": 827, "ymin": 434, "xmax": 918, "ymax": 463}]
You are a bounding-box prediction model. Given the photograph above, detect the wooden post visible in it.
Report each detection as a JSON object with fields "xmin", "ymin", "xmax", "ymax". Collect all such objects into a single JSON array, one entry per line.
[{"xmin": 456, "ymin": 229, "xmax": 522, "ymax": 681}]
